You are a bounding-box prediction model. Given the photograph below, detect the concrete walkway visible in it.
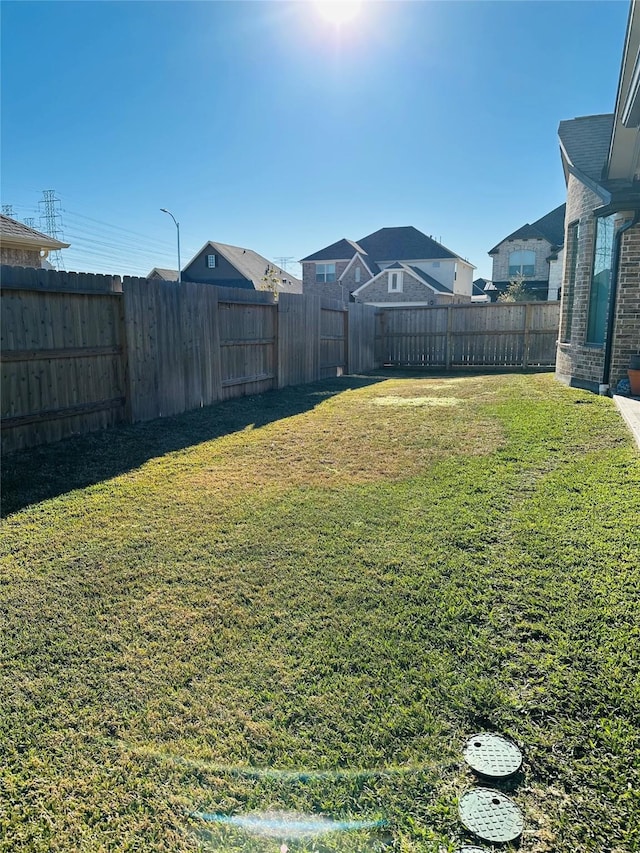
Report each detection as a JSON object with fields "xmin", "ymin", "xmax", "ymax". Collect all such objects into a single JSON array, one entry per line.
[{"xmin": 613, "ymin": 395, "xmax": 640, "ymax": 449}]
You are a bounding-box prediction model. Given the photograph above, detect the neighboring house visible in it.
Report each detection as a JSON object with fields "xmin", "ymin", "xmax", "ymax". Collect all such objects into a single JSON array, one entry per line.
[
  {"xmin": 300, "ymin": 226, "xmax": 475, "ymax": 306},
  {"xmin": 487, "ymin": 205, "xmax": 566, "ymax": 301},
  {"xmin": 0, "ymin": 214, "xmax": 69, "ymax": 268},
  {"xmin": 147, "ymin": 267, "xmax": 179, "ymax": 281},
  {"xmin": 556, "ymin": 0, "xmax": 640, "ymax": 394},
  {"xmin": 180, "ymin": 241, "xmax": 302, "ymax": 294},
  {"xmin": 472, "ymin": 278, "xmax": 492, "ymax": 302}
]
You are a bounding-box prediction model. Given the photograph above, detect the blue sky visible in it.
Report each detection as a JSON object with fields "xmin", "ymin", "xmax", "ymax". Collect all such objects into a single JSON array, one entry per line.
[{"xmin": 1, "ymin": 0, "xmax": 630, "ymax": 279}]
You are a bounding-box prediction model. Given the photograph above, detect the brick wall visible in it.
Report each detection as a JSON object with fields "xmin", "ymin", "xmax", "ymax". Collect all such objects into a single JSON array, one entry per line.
[
  {"xmin": 491, "ymin": 237, "xmax": 552, "ymax": 283},
  {"xmin": 610, "ymin": 222, "xmax": 640, "ymax": 388},
  {"xmin": 354, "ymin": 268, "xmax": 453, "ymax": 305},
  {"xmin": 340, "ymin": 258, "xmax": 373, "ymax": 295},
  {"xmin": 556, "ymin": 172, "xmax": 640, "ymax": 391},
  {"xmin": 302, "ymin": 260, "xmax": 350, "ymax": 292},
  {"xmin": 0, "ymin": 246, "xmax": 42, "ymax": 268}
]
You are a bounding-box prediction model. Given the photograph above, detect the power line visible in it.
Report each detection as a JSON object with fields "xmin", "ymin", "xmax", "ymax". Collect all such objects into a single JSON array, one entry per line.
[
  {"xmin": 38, "ymin": 190, "xmax": 66, "ymax": 270},
  {"xmin": 1, "ymin": 204, "xmax": 14, "ymax": 216},
  {"xmin": 275, "ymin": 256, "xmax": 295, "ymax": 271}
]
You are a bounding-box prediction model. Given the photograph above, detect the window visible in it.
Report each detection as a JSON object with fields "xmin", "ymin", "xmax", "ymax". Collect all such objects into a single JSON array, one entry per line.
[
  {"xmin": 562, "ymin": 222, "xmax": 580, "ymax": 342},
  {"xmin": 316, "ymin": 263, "xmax": 336, "ymax": 283},
  {"xmin": 207, "ymin": 254, "xmax": 217, "ymax": 268},
  {"xmin": 388, "ymin": 271, "xmax": 403, "ymax": 292},
  {"xmin": 355, "ymin": 266, "xmax": 361, "ymax": 283},
  {"xmin": 508, "ymin": 250, "xmax": 535, "ymax": 277},
  {"xmin": 586, "ymin": 215, "xmax": 615, "ymax": 346},
  {"xmin": 432, "ymin": 261, "xmax": 440, "ymax": 268}
]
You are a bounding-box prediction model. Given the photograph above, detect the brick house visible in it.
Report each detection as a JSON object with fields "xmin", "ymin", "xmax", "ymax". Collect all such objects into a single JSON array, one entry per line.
[
  {"xmin": 0, "ymin": 214, "xmax": 69, "ymax": 268},
  {"xmin": 300, "ymin": 226, "xmax": 475, "ymax": 306},
  {"xmin": 487, "ymin": 205, "xmax": 566, "ymax": 302},
  {"xmin": 555, "ymin": 0, "xmax": 640, "ymax": 394}
]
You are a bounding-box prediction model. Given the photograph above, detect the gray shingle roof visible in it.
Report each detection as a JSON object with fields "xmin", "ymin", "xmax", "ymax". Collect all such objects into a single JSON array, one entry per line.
[
  {"xmin": 211, "ymin": 242, "xmax": 302, "ymax": 293},
  {"xmin": 489, "ymin": 204, "xmax": 566, "ymax": 254},
  {"xmin": 301, "ymin": 238, "xmax": 365, "ymax": 262},
  {"xmin": 357, "ymin": 226, "xmax": 459, "ymax": 261},
  {"xmin": 0, "ymin": 214, "xmax": 70, "ymax": 249},
  {"xmin": 558, "ymin": 114, "xmax": 615, "ymax": 183},
  {"xmin": 147, "ymin": 267, "xmax": 179, "ymax": 281}
]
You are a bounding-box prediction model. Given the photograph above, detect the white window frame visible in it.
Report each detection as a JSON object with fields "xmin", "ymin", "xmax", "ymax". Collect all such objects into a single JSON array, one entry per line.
[
  {"xmin": 316, "ymin": 263, "xmax": 336, "ymax": 283},
  {"xmin": 388, "ymin": 271, "xmax": 403, "ymax": 293},
  {"xmin": 207, "ymin": 254, "xmax": 217, "ymax": 268}
]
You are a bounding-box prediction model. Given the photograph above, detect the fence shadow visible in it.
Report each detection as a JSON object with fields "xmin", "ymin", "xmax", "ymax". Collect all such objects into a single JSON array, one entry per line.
[{"xmin": 2, "ymin": 375, "xmax": 384, "ymax": 517}]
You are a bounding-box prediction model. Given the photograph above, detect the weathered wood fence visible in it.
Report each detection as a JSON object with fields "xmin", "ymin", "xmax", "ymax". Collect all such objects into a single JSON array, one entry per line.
[
  {"xmin": 375, "ymin": 302, "xmax": 560, "ymax": 369},
  {"xmin": 1, "ymin": 267, "xmax": 376, "ymax": 453},
  {"xmin": 1, "ymin": 265, "xmax": 563, "ymax": 454}
]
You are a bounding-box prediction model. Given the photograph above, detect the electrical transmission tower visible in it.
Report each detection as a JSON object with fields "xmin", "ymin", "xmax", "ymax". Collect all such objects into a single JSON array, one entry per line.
[
  {"xmin": 275, "ymin": 256, "xmax": 294, "ymax": 271},
  {"xmin": 38, "ymin": 190, "xmax": 66, "ymax": 269},
  {"xmin": 23, "ymin": 218, "xmax": 36, "ymax": 228},
  {"xmin": 1, "ymin": 204, "xmax": 14, "ymax": 216}
]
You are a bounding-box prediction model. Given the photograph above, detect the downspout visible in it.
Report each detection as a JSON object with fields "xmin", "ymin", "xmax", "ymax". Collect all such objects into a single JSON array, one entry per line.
[{"xmin": 602, "ymin": 209, "xmax": 640, "ymax": 392}]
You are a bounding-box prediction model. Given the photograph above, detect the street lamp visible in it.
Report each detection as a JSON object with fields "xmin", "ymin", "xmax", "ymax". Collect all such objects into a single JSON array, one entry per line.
[{"xmin": 160, "ymin": 208, "xmax": 181, "ymax": 283}]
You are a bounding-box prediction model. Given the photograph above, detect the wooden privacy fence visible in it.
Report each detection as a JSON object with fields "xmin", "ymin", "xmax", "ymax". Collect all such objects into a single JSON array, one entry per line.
[
  {"xmin": 376, "ymin": 302, "xmax": 561, "ymax": 369},
  {"xmin": 1, "ymin": 268, "xmax": 377, "ymax": 453}
]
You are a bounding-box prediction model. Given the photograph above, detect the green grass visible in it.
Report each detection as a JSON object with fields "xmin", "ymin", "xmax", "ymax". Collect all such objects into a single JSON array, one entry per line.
[{"xmin": 1, "ymin": 372, "xmax": 639, "ymax": 852}]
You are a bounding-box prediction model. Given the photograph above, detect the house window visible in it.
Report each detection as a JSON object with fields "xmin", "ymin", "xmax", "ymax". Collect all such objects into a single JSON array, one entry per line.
[
  {"xmin": 355, "ymin": 266, "xmax": 361, "ymax": 283},
  {"xmin": 207, "ymin": 254, "xmax": 217, "ymax": 268},
  {"xmin": 586, "ymin": 215, "xmax": 615, "ymax": 346},
  {"xmin": 508, "ymin": 250, "xmax": 535, "ymax": 277},
  {"xmin": 432, "ymin": 261, "xmax": 440, "ymax": 268},
  {"xmin": 316, "ymin": 263, "xmax": 336, "ymax": 283},
  {"xmin": 562, "ymin": 221, "xmax": 580, "ymax": 342},
  {"xmin": 388, "ymin": 271, "xmax": 403, "ymax": 292}
]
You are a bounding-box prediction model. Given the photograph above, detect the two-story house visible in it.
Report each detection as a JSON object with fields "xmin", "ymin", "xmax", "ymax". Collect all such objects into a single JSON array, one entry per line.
[
  {"xmin": 300, "ymin": 226, "xmax": 475, "ymax": 306},
  {"xmin": 149, "ymin": 241, "xmax": 302, "ymax": 294},
  {"xmin": 487, "ymin": 205, "xmax": 566, "ymax": 301},
  {"xmin": 0, "ymin": 215, "xmax": 69, "ymax": 269},
  {"xmin": 555, "ymin": 0, "xmax": 640, "ymax": 394}
]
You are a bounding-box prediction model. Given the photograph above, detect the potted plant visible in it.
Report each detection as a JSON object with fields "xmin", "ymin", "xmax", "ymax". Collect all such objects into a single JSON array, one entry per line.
[{"xmin": 629, "ymin": 354, "xmax": 640, "ymax": 396}]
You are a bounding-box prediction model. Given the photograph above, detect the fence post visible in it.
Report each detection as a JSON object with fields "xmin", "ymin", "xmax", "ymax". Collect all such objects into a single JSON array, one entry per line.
[
  {"xmin": 523, "ymin": 302, "xmax": 533, "ymax": 368},
  {"xmin": 343, "ymin": 307, "xmax": 350, "ymax": 375},
  {"xmin": 445, "ymin": 305, "xmax": 453, "ymax": 370}
]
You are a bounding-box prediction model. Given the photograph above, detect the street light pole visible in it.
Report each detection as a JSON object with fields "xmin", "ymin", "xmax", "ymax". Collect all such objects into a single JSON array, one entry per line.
[{"xmin": 160, "ymin": 208, "xmax": 181, "ymax": 283}]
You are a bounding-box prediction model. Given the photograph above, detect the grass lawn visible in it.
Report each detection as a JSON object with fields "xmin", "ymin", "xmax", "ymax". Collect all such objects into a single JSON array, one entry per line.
[{"xmin": 1, "ymin": 372, "xmax": 639, "ymax": 852}]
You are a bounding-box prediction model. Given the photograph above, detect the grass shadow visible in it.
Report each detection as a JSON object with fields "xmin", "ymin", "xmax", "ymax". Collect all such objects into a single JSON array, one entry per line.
[{"xmin": 2, "ymin": 375, "xmax": 385, "ymax": 517}]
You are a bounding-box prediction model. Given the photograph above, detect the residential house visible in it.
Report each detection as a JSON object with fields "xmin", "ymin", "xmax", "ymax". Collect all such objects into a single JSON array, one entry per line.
[
  {"xmin": 556, "ymin": 0, "xmax": 640, "ymax": 394},
  {"xmin": 487, "ymin": 204, "xmax": 566, "ymax": 301},
  {"xmin": 0, "ymin": 214, "xmax": 69, "ymax": 268},
  {"xmin": 472, "ymin": 278, "xmax": 492, "ymax": 302},
  {"xmin": 147, "ymin": 267, "xmax": 179, "ymax": 281},
  {"xmin": 300, "ymin": 226, "xmax": 475, "ymax": 306},
  {"xmin": 180, "ymin": 241, "xmax": 302, "ymax": 294}
]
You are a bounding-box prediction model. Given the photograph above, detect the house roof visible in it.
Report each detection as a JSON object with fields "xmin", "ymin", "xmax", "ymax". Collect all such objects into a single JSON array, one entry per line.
[
  {"xmin": 558, "ymin": 114, "xmax": 615, "ymax": 183},
  {"xmin": 191, "ymin": 241, "xmax": 302, "ymax": 293},
  {"xmin": 473, "ymin": 278, "xmax": 492, "ymax": 295},
  {"xmin": 405, "ymin": 265, "xmax": 452, "ymax": 293},
  {"xmin": 301, "ymin": 238, "xmax": 366, "ymax": 262},
  {"xmin": 357, "ymin": 226, "xmax": 460, "ymax": 261},
  {"xmin": 0, "ymin": 214, "xmax": 70, "ymax": 249},
  {"xmin": 488, "ymin": 204, "xmax": 566, "ymax": 254},
  {"xmin": 147, "ymin": 267, "xmax": 179, "ymax": 281}
]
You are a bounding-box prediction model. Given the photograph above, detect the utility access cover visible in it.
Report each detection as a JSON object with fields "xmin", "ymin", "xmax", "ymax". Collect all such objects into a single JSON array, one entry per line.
[
  {"xmin": 458, "ymin": 788, "xmax": 524, "ymax": 843},
  {"xmin": 454, "ymin": 847, "xmax": 488, "ymax": 852},
  {"xmin": 463, "ymin": 732, "xmax": 522, "ymax": 779}
]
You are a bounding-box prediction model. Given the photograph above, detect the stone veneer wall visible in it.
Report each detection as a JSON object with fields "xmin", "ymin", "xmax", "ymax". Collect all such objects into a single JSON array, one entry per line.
[
  {"xmin": 302, "ymin": 260, "xmax": 350, "ymax": 292},
  {"xmin": 0, "ymin": 246, "xmax": 42, "ymax": 267},
  {"xmin": 353, "ymin": 269, "xmax": 455, "ymax": 305},
  {"xmin": 556, "ymin": 172, "xmax": 640, "ymax": 391},
  {"xmin": 491, "ymin": 237, "xmax": 552, "ymax": 283},
  {"xmin": 340, "ymin": 259, "xmax": 372, "ymax": 295}
]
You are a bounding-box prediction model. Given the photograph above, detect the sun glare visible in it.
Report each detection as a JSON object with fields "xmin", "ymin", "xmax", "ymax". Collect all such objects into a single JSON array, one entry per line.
[{"xmin": 314, "ymin": 1, "xmax": 363, "ymax": 27}]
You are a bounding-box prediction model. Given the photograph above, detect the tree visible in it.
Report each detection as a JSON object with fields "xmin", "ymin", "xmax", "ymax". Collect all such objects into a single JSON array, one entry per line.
[
  {"xmin": 498, "ymin": 272, "xmax": 529, "ymax": 302},
  {"xmin": 261, "ymin": 265, "xmax": 281, "ymax": 299}
]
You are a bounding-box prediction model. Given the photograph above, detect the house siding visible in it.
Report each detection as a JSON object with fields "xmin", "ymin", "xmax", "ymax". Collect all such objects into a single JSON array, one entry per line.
[
  {"xmin": 556, "ymin": 173, "xmax": 640, "ymax": 391},
  {"xmin": 548, "ymin": 247, "xmax": 564, "ymax": 301},
  {"xmin": 340, "ymin": 259, "xmax": 373, "ymax": 294},
  {"xmin": 182, "ymin": 247, "xmax": 252, "ymax": 287},
  {"xmin": 302, "ymin": 260, "xmax": 351, "ymax": 293},
  {"xmin": 354, "ymin": 269, "xmax": 454, "ymax": 305},
  {"xmin": 1, "ymin": 246, "xmax": 42, "ymax": 268}
]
